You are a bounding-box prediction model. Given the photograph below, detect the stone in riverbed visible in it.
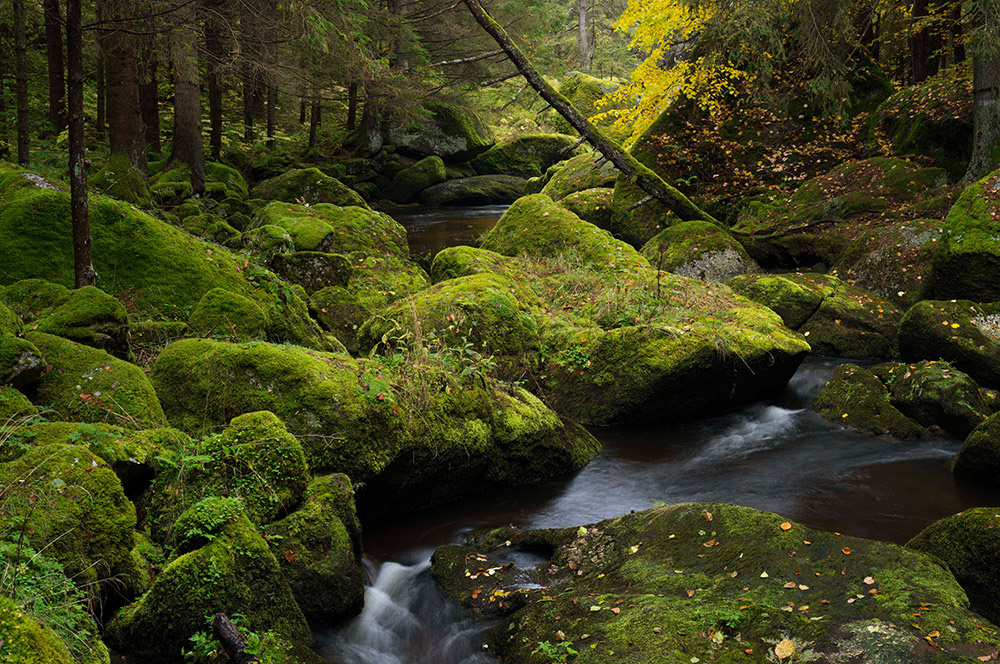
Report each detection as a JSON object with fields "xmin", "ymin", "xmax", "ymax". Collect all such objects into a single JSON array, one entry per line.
[{"xmin": 418, "ymin": 174, "xmax": 527, "ymax": 206}]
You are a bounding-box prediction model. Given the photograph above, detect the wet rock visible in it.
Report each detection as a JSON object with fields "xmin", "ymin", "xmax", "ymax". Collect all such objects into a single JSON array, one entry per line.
[
  {"xmin": 898, "ymin": 299, "xmax": 1000, "ymax": 386},
  {"xmin": 813, "ymin": 364, "xmax": 926, "ymax": 439},
  {"xmin": 933, "ymin": 169, "xmax": 1000, "ymax": 302},
  {"xmin": 385, "ymin": 156, "xmax": 448, "ymax": 204},
  {"xmin": 419, "ymin": 174, "xmax": 527, "ymax": 206},
  {"xmin": 953, "ymin": 414, "xmax": 1000, "ymax": 485}
]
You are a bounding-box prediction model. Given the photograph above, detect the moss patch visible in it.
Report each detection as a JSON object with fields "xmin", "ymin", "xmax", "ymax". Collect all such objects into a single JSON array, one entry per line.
[
  {"xmin": 188, "ymin": 287, "xmax": 267, "ymax": 342},
  {"xmin": 472, "ymin": 134, "xmax": 583, "ymax": 179},
  {"xmin": 933, "ymin": 169, "xmax": 1000, "ymax": 302},
  {"xmin": 642, "ymin": 221, "xmax": 759, "ymax": 283},
  {"xmin": 251, "ymin": 168, "xmax": 367, "ymax": 208},
  {"xmin": 898, "ymin": 299, "xmax": 1000, "ymax": 387}
]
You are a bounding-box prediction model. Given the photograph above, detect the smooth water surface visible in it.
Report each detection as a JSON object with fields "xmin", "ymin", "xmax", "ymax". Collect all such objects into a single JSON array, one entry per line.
[
  {"xmin": 390, "ymin": 205, "xmax": 508, "ymax": 258},
  {"xmin": 318, "ymin": 358, "xmax": 1000, "ymax": 663}
]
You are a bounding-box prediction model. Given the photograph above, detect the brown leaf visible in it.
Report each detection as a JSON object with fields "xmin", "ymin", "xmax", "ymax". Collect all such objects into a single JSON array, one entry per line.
[{"xmin": 285, "ymin": 550, "xmax": 295, "ymax": 563}]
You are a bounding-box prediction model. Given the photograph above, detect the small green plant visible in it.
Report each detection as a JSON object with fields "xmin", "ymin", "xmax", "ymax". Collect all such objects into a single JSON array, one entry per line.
[{"xmin": 533, "ymin": 639, "xmax": 578, "ymax": 662}]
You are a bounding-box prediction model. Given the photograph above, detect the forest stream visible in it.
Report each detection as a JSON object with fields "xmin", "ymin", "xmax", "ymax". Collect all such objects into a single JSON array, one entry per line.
[{"xmin": 314, "ymin": 210, "xmax": 1000, "ymax": 664}]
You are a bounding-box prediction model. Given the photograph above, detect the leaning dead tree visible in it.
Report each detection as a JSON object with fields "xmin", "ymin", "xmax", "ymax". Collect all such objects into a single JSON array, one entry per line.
[{"xmin": 460, "ymin": 0, "xmax": 716, "ymax": 224}]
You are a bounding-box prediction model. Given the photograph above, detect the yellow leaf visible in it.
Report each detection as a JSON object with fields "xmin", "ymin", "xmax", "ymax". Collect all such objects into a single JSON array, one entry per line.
[{"xmin": 774, "ymin": 639, "xmax": 794, "ymax": 659}]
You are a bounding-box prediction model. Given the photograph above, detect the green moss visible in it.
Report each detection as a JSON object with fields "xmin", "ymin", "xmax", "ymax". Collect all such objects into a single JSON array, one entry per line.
[
  {"xmin": 541, "ymin": 153, "xmax": 619, "ymax": 201},
  {"xmin": 432, "ymin": 502, "xmax": 993, "ymax": 663},
  {"xmin": 0, "ymin": 596, "xmax": 76, "ymax": 664},
  {"xmin": 144, "ymin": 411, "xmax": 309, "ymax": 543},
  {"xmin": 0, "ymin": 303, "xmax": 21, "ymax": 337},
  {"xmin": 251, "ymin": 168, "xmax": 368, "ymax": 208},
  {"xmin": 472, "ymin": 134, "xmax": 583, "ymax": 179},
  {"xmin": 255, "ymin": 201, "xmax": 409, "ymax": 256},
  {"xmin": 388, "ymin": 100, "xmax": 494, "ymax": 162},
  {"xmin": 176, "ymin": 213, "xmax": 240, "ymax": 244},
  {"xmin": 429, "ymin": 246, "xmax": 516, "ymax": 283},
  {"xmin": 1, "ymin": 422, "xmax": 125, "ymax": 464},
  {"xmin": 386, "ymin": 156, "xmax": 448, "ymax": 204},
  {"xmin": 898, "ymin": 299, "xmax": 1000, "ymax": 386},
  {"xmin": 0, "ymin": 443, "xmax": 139, "ymax": 590},
  {"xmin": 641, "ymin": 221, "xmax": 759, "ymax": 283},
  {"xmin": 908, "ymin": 508, "xmax": 1000, "ymax": 624},
  {"xmin": 148, "ymin": 163, "xmax": 194, "ymax": 201},
  {"xmin": 0, "ymin": 333, "xmax": 45, "ymax": 390},
  {"xmin": 933, "ymin": 170, "xmax": 1000, "ymax": 302},
  {"xmin": 188, "ymin": 288, "xmax": 267, "ymax": 342},
  {"xmin": 204, "ymin": 161, "xmax": 250, "ymax": 199},
  {"xmin": 242, "ymin": 224, "xmax": 295, "ymax": 255},
  {"xmin": 27, "ymin": 286, "xmax": 131, "ymax": 360},
  {"xmin": 418, "ymin": 174, "xmax": 527, "ymax": 207},
  {"xmin": 1, "ymin": 279, "xmax": 70, "ymax": 324},
  {"xmin": 269, "ymin": 252, "xmax": 352, "ymax": 294},
  {"xmin": 554, "ymin": 72, "xmax": 629, "ymax": 140},
  {"xmin": 953, "ymin": 413, "xmax": 1000, "ymax": 485},
  {"xmin": 26, "ymin": 332, "xmax": 166, "ymax": 428},
  {"xmin": 150, "ymin": 339, "xmax": 600, "ymax": 517},
  {"xmin": 308, "ymin": 286, "xmax": 371, "ymax": 354},
  {"xmin": 104, "ymin": 504, "xmax": 311, "ymax": 664},
  {"xmin": 262, "ymin": 474, "xmax": 365, "ymax": 627},
  {"xmin": 0, "ymin": 385, "xmax": 35, "ymax": 421},
  {"xmin": 812, "ymin": 364, "xmax": 926, "ymax": 439},
  {"xmin": 90, "ymin": 153, "xmax": 152, "ymax": 206},
  {"xmin": 559, "ymin": 187, "xmax": 614, "ymax": 231}
]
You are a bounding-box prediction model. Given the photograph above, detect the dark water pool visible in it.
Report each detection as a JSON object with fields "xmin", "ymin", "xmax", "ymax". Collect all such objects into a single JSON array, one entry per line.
[{"xmin": 390, "ymin": 205, "xmax": 509, "ymax": 258}]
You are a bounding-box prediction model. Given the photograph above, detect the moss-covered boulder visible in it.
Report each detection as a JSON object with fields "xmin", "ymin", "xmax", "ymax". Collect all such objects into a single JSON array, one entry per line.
[
  {"xmin": 0, "ymin": 443, "xmax": 139, "ymax": 589},
  {"xmin": 150, "ymin": 339, "xmax": 600, "ymax": 516},
  {"xmin": 641, "ymin": 221, "xmax": 760, "ymax": 283},
  {"xmin": 90, "ymin": 153, "xmax": 152, "ymax": 206},
  {"xmin": 540, "ymin": 152, "xmax": 619, "ymax": 201},
  {"xmin": 908, "ymin": 508, "xmax": 1000, "ymax": 625},
  {"xmin": 898, "ymin": 299, "xmax": 1000, "ymax": 386},
  {"xmin": 175, "ymin": 212, "xmax": 240, "ymax": 244},
  {"xmin": 144, "ymin": 411, "xmax": 309, "ymax": 543},
  {"xmin": 728, "ymin": 273, "xmax": 901, "ymax": 359},
  {"xmin": 418, "ymin": 174, "xmax": 527, "ymax": 206},
  {"xmin": 388, "ymin": 101, "xmax": 494, "ymax": 162},
  {"xmin": 26, "ymin": 332, "xmax": 165, "ymax": 428},
  {"xmin": 269, "ymin": 250, "xmax": 353, "ymax": 295},
  {"xmin": 187, "ymin": 287, "xmax": 267, "ymax": 342},
  {"xmin": 0, "ymin": 333, "xmax": 44, "ymax": 390},
  {"xmin": 8, "ymin": 285, "xmax": 132, "ymax": 360},
  {"xmin": 431, "ymin": 502, "xmax": 998, "ymax": 663},
  {"xmin": 308, "ymin": 286, "xmax": 370, "ymax": 354},
  {"xmin": 429, "ymin": 246, "xmax": 516, "ymax": 284},
  {"xmin": 0, "ymin": 385, "xmax": 35, "ymax": 420},
  {"xmin": 241, "ymin": 224, "xmax": 295, "ymax": 255},
  {"xmin": 386, "ymin": 155, "xmax": 448, "ymax": 204},
  {"xmin": 262, "ymin": 474, "xmax": 365, "ymax": 628},
  {"xmin": 554, "ymin": 72, "xmax": 629, "ymax": 139},
  {"xmin": 953, "ymin": 413, "xmax": 1000, "ymax": 485},
  {"xmin": 0, "ymin": 596, "xmax": 76, "ymax": 664},
  {"xmin": 933, "ymin": 169, "xmax": 1000, "ymax": 302},
  {"xmin": 813, "ymin": 364, "xmax": 927, "ymax": 439},
  {"xmin": 472, "ymin": 134, "xmax": 582, "ymax": 179},
  {"xmin": 255, "ymin": 201, "xmax": 408, "ymax": 256},
  {"xmin": 250, "ymin": 167, "xmax": 367, "ymax": 208},
  {"xmin": 105, "ymin": 501, "xmax": 311, "ymax": 664},
  {"xmin": 558, "ymin": 187, "xmax": 614, "ymax": 229}
]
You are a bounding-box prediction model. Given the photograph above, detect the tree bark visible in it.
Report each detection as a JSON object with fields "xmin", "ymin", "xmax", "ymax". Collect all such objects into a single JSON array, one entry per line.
[
  {"xmin": 966, "ymin": 53, "xmax": 1000, "ymax": 181},
  {"xmin": 347, "ymin": 81, "xmax": 358, "ymax": 130},
  {"xmin": 67, "ymin": 0, "xmax": 95, "ymax": 288},
  {"xmin": 266, "ymin": 83, "xmax": 277, "ymax": 147},
  {"xmin": 169, "ymin": 0, "xmax": 205, "ymax": 194},
  {"xmin": 43, "ymin": 0, "xmax": 67, "ymax": 131},
  {"xmin": 0, "ymin": 23, "xmax": 8, "ymax": 160},
  {"xmin": 96, "ymin": 56, "xmax": 106, "ymax": 140},
  {"xmin": 578, "ymin": 0, "xmax": 590, "ymax": 72},
  {"xmin": 211, "ymin": 614, "xmax": 259, "ymax": 664},
  {"xmin": 911, "ymin": 0, "xmax": 933, "ymax": 83},
  {"xmin": 97, "ymin": 0, "xmax": 148, "ymax": 176},
  {"xmin": 309, "ymin": 98, "xmax": 321, "ymax": 151},
  {"xmin": 14, "ymin": 0, "xmax": 29, "ymax": 165},
  {"xmin": 205, "ymin": 0, "xmax": 225, "ymax": 160},
  {"xmin": 359, "ymin": 83, "xmax": 383, "ymax": 157},
  {"xmin": 460, "ymin": 0, "xmax": 713, "ymax": 223},
  {"xmin": 242, "ymin": 63, "xmax": 256, "ymax": 141},
  {"xmin": 138, "ymin": 15, "xmax": 160, "ymax": 153}
]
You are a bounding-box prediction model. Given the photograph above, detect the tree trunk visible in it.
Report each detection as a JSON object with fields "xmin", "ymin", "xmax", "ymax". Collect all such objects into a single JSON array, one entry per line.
[
  {"xmin": 14, "ymin": 0, "xmax": 29, "ymax": 165},
  {"xmin": 96, "ymin": 56, "xmax": 106, "ymax": 140},
  {"xmin": 169, "ymin": 0, "xmax": 205, "ymax": 194},
  {"xmin": 138, "ymin": 20, "xmax": 160, "ymax": 153},
  {"xmin": 911, "ymin": 0, "xmax": 933, "ymax": 83},
  {"xmin": 578, "ymin": 0, "xmax": 590, "ymax": 72},
  {"xmin": 347, "ymin": 81, "xmax": 358, "ymax": 130},
  {"xmin": 966, "ymin": 53, "xmax": 1000, "ymax": 181},
  {"xmin": 460, "ymin": 0, "xmax": 713, "ymax": 223},
  {"xmin": 43, "ymin": 0, "xmax": 67, "ymax": 131},
  {"xmin": 205, "ymin": 0, "xmax": 224, "ymax": 160},
  {"xmin": 309, "ymin": 98, "xmax": 321, "ymax": 151},
  {"xmin": 266, "ymin": 83, "xmax": 276, "ymax": 147},
  {"xmin": 242, "ymin": 64, "xmax": 255, "ymax": 142},
  {"xmin": 67, "ymin": 0, "xmax": 95, "ymax": 288},
  {"xmin": 952, "ymin": 6, "xmax": 966, "ymax": 64},
  {"xmin": 212, "ymin": 614, "xmax": 259, "ymax": 664},
  {"xmin": 97, "ymin": 0, "xmax": 148, "ymax": 176},
  {"xmin": 0, "ymin": 24, "xmax": 8, "ymax": 160},
  {"xmin": 359, "ymin": 83, "xmax": 383, "ymax": 157}
]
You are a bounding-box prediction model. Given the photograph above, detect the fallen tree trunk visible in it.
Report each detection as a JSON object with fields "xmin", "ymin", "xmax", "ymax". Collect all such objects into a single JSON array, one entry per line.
[
  {"xmin": 460, "ymin": 0, "xmax": 715, "ymax": 224},
  {"xmin": 212, "ymin": 613, "xmax": 260, "ymax": 664}
]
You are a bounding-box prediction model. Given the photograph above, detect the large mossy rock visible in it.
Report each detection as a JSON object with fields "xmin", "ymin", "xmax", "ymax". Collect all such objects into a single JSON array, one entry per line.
[
  {"xmin": 0, "ymin": 307, "xmax": 44, "ymax": 391},
  {"xmin": 388, "ymin": 101, "xmax": 494, "ymax": 162},
  {"xmin": 728, "ymin": 272, "xmax": 902, "ymax": 359},
  {"xmin": 812, "ymin": 364, "xmax": 927, "ymax": 439},
  {"xmin": 472, "ymin": 134, "xmax": 582, "ymax": 179},
  {"xmin": 0, "ymin": 385, "xmax": 36, "ymax": 419},
  {"xmin": 250, "ymin": 167, "xmax": 367, "ymax": 208},
  {"xmin": 641, "ymin": 220, "xmax": 760, "ymax": 283},
  {"xmin": 3, "ymin": 282, "xmax": 131, "ymax": 360},
  {"xmin": 558, "ymin": 187, "xmax": 614, "ymax": 229},
  {"xmin": 105, "ymin": 500, "xmax": 311, "ymax": 664},
  {"xmin": 908, "ymin": 508, "xmax": 1000, "ymax": 625},
  {"xmin": 255, "ymin": 201, "xmax": 409, "ymax": 256},
  {"xmin": 554, "ymin": 72, "xmax": 628, "ymax": 140},
  {"xmin": 953, "ymin": 413, "xmax": 1000, "ymax": 485},
  {"xmin": 933, "ymin": 169, "xmax": 1000, "ymax": 302},
  {"xmin": 0, "ymin": 597, "xmax": 76, "ymax": 664},
  {"xmin": 418, "ymin": 174, "xmax": 527, "ymax": 206},
  {"xmin": 26, "ymin": 332, "xmax": 165, "ymax": 428},
  {"xmin": 144, "ymin": 411, "xmax": 310, "ymax": 543},
  {"xmin": 420, "ymin": 199, "xmax": 809, "ymax": 426},
  {"xmin": 385, "ymin": 155, "xmax": 447, "ymax": 204},
  {"xmin": 431, "ymin": 502, "xmax": 998, "ymax": 663},
  {"xmin": 269, "ymin": 251, "xmax": 352, "ymax": 294},
  {"xmin": 89, "ymin": 153, "xmax": 152, "ymax": 206},
  {"xmin": 187, "ymin": 287, "xmax": 267, "ymax": 342},
  {"xmin": 0, "ymin": 444, "xmax": 138, "ymax": 589},
  {"xmin": 540, "ymin": 152, "xmax": 619, "ymax": 201},
  {"xmin": 150, "ymin": 339, "xmax": 600, "ymax": 516},
  {"xmin": 262, "ymin": 474, "xmax": 365, "ymax": 628},
  {"xmin": 898, "ymin": 299, "xmax": 1000, "ymax": 386}
]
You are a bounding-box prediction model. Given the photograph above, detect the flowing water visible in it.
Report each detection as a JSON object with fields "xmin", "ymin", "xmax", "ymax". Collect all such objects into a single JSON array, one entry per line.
[{"xmin": 318, "ymin": 208, "xmax": 1000, "ymax": 663}]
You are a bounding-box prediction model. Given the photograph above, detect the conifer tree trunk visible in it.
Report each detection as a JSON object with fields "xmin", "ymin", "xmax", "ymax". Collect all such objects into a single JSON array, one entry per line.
[
  {"xmin": 43, "ymin": 0, "xmax": 67, "ymax": 131},
  {"xmin": 97, "ymin": 0, "xmax": 148, "ymax": 176},
  {"xmin": 966, "ymin": 54, "xmax": 1000, "ymax": 181},
  {"xmin": 96, "ymin": 56, "xmax": 106, "ymax": 140},
  {"xmin": 138, "ymin": 15, "xmax": 160, "ymax": 152},
  {"xmin": 460, "ymin": 0, "xmax": 713, "ymax": 223},
  {"xmin": 309, "ymin": 96, "xmax": 321, "ymax": 151},
  {"xmin": 578, "ymin": 0, "xmax": 590, "ymax": 72},
  {"xmin": 67, "ymin": 0, "xmax": 95, "ymax": 287},
  {"xmin": 347, "ymin": 81, "xmax": 358, "ymax": 131},
  {"xmin": 14, "ymin": 0, "xmax": 29, "ymax": 165},
  {"xmin": 266, "ymin": 84, "xmax": 276, "ymax": 147},
  {"xmin": 243, "ymin": 64, "xmax": 256, "ymax": 141},
  {"xmin": 205, "ymin": 0, "xmax": 225, "ymax": 160},
  {"xmin": 0, "ymin": 24, "xmax": 8, "ymax": 160},
  {"xmin": 169, "ymin": 0, "xmax": 205, "ymax": 194}
]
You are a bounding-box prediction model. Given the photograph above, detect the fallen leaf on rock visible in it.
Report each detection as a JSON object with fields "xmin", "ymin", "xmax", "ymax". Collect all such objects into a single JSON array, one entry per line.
[
  {"xmin": 864, "ymin": 576, "xmax": 875, "ymax": 585},
  {"xmin": 780, "ymin": 522, "xmax": 792, "ymax": 531},
  {"xmin": 775, "ymin": 639, "xmax": 794, "ymax": 659}
]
